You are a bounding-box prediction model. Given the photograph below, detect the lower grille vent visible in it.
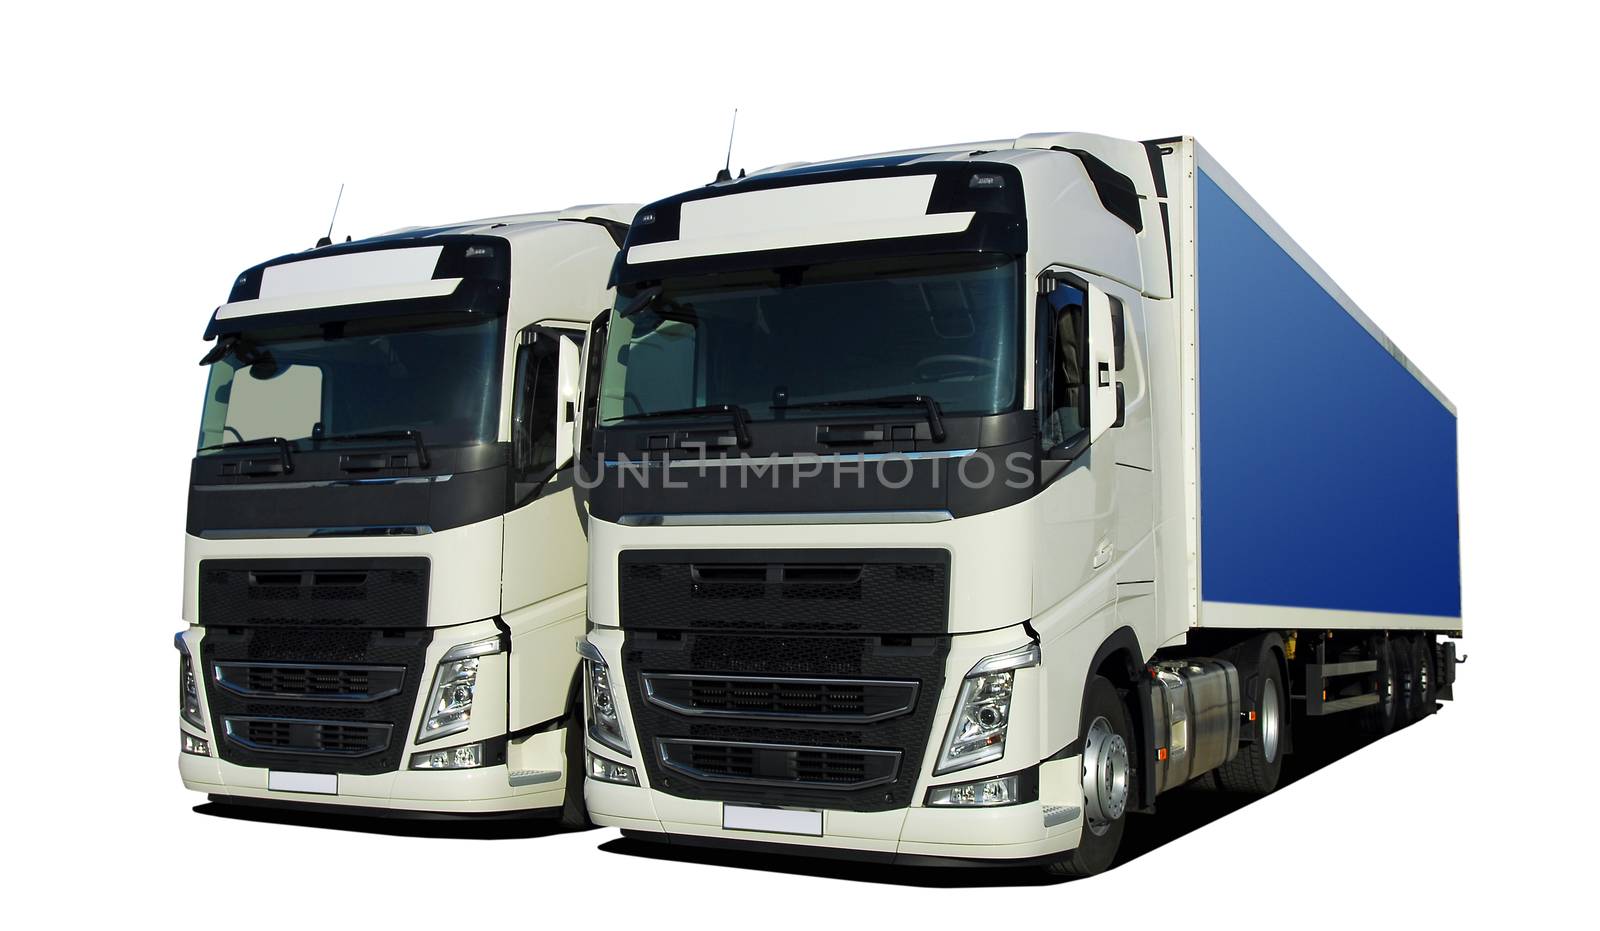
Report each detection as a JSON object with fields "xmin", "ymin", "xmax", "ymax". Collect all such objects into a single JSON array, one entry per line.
[
  {"xmin": 658, "ymin": 739, "xmax": 900, "ymax": 791},
  {"xmin": 223, "ymin": 716, "xmax": 393, "ymax": 757}
]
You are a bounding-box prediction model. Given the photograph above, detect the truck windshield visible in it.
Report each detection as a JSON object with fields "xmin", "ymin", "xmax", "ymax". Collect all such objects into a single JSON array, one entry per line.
[
  {"xmin": 196, "ymin": 314, "xmax": 503, "ymax": 454},
  {"xmin": 598, "ymin": 254, "xmax": 1021, "ymax": 425}
]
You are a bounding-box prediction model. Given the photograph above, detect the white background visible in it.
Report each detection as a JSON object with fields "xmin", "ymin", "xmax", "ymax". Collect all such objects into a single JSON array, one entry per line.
[{"xmin": 3, "ymin": 0, "xmax": 1593, "ymax": 924}]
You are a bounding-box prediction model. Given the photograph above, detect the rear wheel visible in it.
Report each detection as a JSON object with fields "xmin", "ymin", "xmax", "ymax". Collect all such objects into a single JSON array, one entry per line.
[
  {"xmin": 1360, "ymin": 638, "xmax": 1399, "ymax": 737},
  {"xmin": 1046, "ymin": 676, "xmax": 1131, "ymax": 877},
  {"xmin": 1404, "ymin": 636, "xmax": 1436, "ymax": 723},
  {"xmin": 559, "ymin": 694, "xmax": 593, "ymax": 829},
  {"xmin": 1214, "ymin": 635, "xmax": 1287, "ymax": 795},
  {"xmin": 1394, "ymin": 639, "xmax": 1420, "ymax": 728}
]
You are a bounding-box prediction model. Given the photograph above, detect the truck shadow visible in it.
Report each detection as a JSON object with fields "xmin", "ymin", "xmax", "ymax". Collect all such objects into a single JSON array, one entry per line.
[
  {"xmin": 595, "ymin": 716, "xmax": 1412, "ymax": 887},
  {"xmin": 191, "ymin": 802, "xmax": 590, "ymax": 840}
]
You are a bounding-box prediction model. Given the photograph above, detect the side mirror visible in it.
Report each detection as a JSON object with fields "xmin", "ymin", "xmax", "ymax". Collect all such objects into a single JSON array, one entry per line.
[
  {"xmin": 511, "ymin": 331, "xmax": 550, "ymax": 475},
  {"xmin": 576, "ymin": 308, "xmax": 611, "ymax": 463},
  {"xmin": 1086, "ymin": 287, "xmax": 1119, "ymax": 443},
  {"xmin": 511, "ymin": 324, "xmax": 587, "ymax": 503},
  {"xmin": 553, "ymin": 332, "xmax": 581, "ymax": 469}
]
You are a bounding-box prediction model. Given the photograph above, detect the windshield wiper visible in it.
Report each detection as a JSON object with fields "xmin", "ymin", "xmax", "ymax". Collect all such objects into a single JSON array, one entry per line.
[
  {"xmin": 314, "ymin": 430, "xmax": 431, "ymax": 468},
  {"xmin": 198, "ymin": 436, "xmax": 295, "ymax": 474},
  {"xmin": 778, "ymin": 394, "xmax": 946, "ymax": 442},
  {"xmin": 624, "ymin": 404, "xmax": 751, "ymax": 448}
]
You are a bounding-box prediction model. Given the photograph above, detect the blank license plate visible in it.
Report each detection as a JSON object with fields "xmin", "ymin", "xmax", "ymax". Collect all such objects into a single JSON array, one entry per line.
[
  {"xmin": 723, "ymin": 804, "xmax": 822, "ymax": 836},
  {"xmin": 268, "ymin": 771, "xmax": 337, "ymax": 795}
]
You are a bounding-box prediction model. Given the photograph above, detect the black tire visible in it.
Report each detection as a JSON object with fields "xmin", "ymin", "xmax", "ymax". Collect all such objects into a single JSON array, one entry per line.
[
  {"xmin": 1393, "ymin": 639, "xmax": 1420, "ymax": 728},
  {"xmin": 1214, "ymin": 635, "xmax": 1287, "ymax": 795},
  {"xmin": 1045, "ymin": 676, "xmax": 1132, "ymax": 877},
  {"xmin": 1405, "ymin": 635, "xmax": 1436, "ymax": 722},
  {"xmin": 558, "ymin": 695, "xmax": 593, "ymax": 829},
  {"xmin": 1360, "ymin": 638, "xmax": 1399, "ymax": 737}
]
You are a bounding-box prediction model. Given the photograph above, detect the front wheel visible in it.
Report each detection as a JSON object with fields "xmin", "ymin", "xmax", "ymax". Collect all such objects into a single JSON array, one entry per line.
[{"xmin": 1046, "ymin": 676, "xmax": 1132, "ymax": 877}]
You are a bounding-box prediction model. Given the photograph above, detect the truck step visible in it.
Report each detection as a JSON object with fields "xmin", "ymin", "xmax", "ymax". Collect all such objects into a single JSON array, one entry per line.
[
  {"xmin": 1314, "ymin": 694, "xmax": 1379, "ymax": 714},
  {"xmin": 1318, "ymin": 660, "xmax": 1377, "ymax": 677}
]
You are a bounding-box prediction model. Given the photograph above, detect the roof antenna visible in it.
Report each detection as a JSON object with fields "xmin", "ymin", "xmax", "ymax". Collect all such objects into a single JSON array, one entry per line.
[
  {"xmin": 714, "ymin": 109, "xmax": 739, "ymax": 183},
  {"xmin": 316, "ymin": 183, "xmax": 345, "ymax": 247}
]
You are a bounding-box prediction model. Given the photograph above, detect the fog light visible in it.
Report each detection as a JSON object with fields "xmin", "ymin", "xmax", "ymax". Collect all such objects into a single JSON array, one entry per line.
[
  {"xmin": 588, "ymin": 752, "xmax": 638, "ymax": 786},
  {"xmin": 926, "ymin": 773, "xmax": 1020, "ymax": 807},
  {"xmin": 410, "ymin": 742, "xmax": 485, "ymax": 770},
  {"xmin": 181, "ymin": 731, "xmax": 210, "ymax": 756}
]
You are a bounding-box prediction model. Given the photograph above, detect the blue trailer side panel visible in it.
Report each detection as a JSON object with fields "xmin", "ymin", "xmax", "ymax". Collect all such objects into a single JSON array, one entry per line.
[{"xmin": 1196, "ymin": 169, "xmax": 1460, "ymax": 619}]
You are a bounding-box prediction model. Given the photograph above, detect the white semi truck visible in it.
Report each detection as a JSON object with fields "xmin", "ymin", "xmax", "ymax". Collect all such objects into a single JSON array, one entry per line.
[
  {"xmin": 577, "ymin": 134, "xmax": 1462, "ymax": 873},
  {"xmin": 178, "ymin": 204, "xmax": 634, "ymax": 820}
]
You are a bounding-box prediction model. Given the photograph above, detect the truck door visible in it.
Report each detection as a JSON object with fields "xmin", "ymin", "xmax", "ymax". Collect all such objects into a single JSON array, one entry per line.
[
  {"xmin": 503, "ymin": 322, "xmax": 588, "ymax": 614},
  {"xmin": 1030, "ymin": 272, "xmax": 1148, "ymax": 630}
]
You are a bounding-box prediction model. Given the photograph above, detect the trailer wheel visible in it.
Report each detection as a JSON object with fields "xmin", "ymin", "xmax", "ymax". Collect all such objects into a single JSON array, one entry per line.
[
  {"xmin": 1393, "ymin": 639, "xmax": 1420, "ymax": 728},
  {"xmin": 1214, "ymin": 636, "xmax": 1286, "ymax": 795},
  {"xmin": 1360, "ymin": 638, "xmax": 1398, "ymax": 737},
  {"xmin": 559, "ymin": 694, "xmax": 593, "ymax": 829},
  {"xmin": 1403, "ymin": 636, "xmax": 1435, "ymax": 723},
  {"xmin": 1046, "ymin": 676, "xmax": 1130, "ymax": 877}
]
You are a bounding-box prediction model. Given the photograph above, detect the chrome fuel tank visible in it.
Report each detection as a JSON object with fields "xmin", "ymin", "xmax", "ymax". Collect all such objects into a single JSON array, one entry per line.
[{"xmin": 1148, "ymin": 659, "xmax": 1241, "ymax": 793}]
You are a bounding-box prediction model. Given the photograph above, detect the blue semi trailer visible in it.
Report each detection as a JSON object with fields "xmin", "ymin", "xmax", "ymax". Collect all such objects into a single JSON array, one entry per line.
[{"xmin": 576, "ymin": 133, "xmax": 1462, "ymax": 875}]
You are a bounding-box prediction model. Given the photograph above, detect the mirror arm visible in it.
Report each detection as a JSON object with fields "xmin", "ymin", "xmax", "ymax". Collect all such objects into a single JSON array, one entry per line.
[{"xmin": 1047, "ymin": 432, "xmax": 1092, "ymax": 462}]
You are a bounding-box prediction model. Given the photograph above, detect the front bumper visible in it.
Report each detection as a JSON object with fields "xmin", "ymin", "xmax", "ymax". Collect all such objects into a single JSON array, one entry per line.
[
  {"xmin": 587, "ymin": 777, "xmax": 1082, "ymax": 863},
  {"xmin": 582, "ymin": 623, "xmax": 1089, "ymax": 864},
  {"xmin": 179, "ymin": 737, "xmax": 568, "ymax": 815},
  {"xmin": 177, "ymin": 620, "xmax": 572, "ymax": 817}
]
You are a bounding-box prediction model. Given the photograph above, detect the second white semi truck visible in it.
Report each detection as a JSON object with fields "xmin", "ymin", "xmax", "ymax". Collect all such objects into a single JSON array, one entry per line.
[
  {"xmin": 577, "ymin": 134, "xmax": 1461, "ymax": 873},
  {"xmin": 178, "ymin": 203, "xmax": 633, "ymax": 820}
]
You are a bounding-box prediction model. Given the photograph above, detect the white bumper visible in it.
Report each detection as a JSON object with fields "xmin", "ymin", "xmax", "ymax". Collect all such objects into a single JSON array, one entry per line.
[
  {"xmin": 581, "ymin": 624, "xmax": 1089, "ymax": 863},
  {"xmin": 176, "ymin": 620, "xmax": 573, "ymax": 816}
]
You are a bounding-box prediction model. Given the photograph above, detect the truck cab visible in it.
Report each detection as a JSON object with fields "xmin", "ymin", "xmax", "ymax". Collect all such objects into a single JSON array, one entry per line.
[
  {"xmin": 576, "ymin": 135, "xmax": 1460, "ymax": 872},
  {"xmin": 177, "ymin": 204, "xmax": 634, "ymax": 819}
]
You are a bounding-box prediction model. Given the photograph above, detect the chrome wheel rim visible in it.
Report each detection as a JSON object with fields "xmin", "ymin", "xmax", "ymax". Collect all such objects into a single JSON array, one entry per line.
[
  {"xmin": 1261, "ymin": 678, "xmax": 1282, "ymax": 763},
  {"xmin": 1082, "ymin": 715, "xmax": 1129, "ymax": 836}
]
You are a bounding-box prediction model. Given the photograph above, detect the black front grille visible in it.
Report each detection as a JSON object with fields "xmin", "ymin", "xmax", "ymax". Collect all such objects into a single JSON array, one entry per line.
[
  {"xmin": 659, "ymin": 739, "xmax": 900, "ymax": 790},
  {"xmin": 223, "ymin": 717, "xmax": 393, "ymax": 757},
  {"xmin": 213, "ymin": 662, "xmax": 406, "ymax": 702},
  {"xmin": 199, "ymin": 557, "xmax": 430, "ymax": 628},
  {"xmin": 620, "ymin": 547, "xmax": 951, "ymax": 812},
  {"xmin": 624, "ymin": 630, "xmax": 948, "ymax": 811},
  {"xmin": 643, "ymin": 674, "xmax": 918, "ymax": 722},
  {"xmin": 200, "ymin": 559, "xmax": 432, "ymax": 776}
]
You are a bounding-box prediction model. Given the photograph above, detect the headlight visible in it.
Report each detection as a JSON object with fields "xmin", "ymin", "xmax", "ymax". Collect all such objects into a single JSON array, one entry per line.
[
  {"xmin": 180, "ymin": 731, "xmax": 211, "ymax": 756},
  {"xmin": 417, "ymin": 636, "xmax": 502, "ymax": 744},
  {"xmin": 175, "ymin": 632, "xmax": 205, "ymax": 731},
  {"xmin": 577, "ymin": 640, "xmax": 629, "ymax": 756},
  {"xmin": 934, "ymin": 641, "xmax": 1040, "ymax": 775}
]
